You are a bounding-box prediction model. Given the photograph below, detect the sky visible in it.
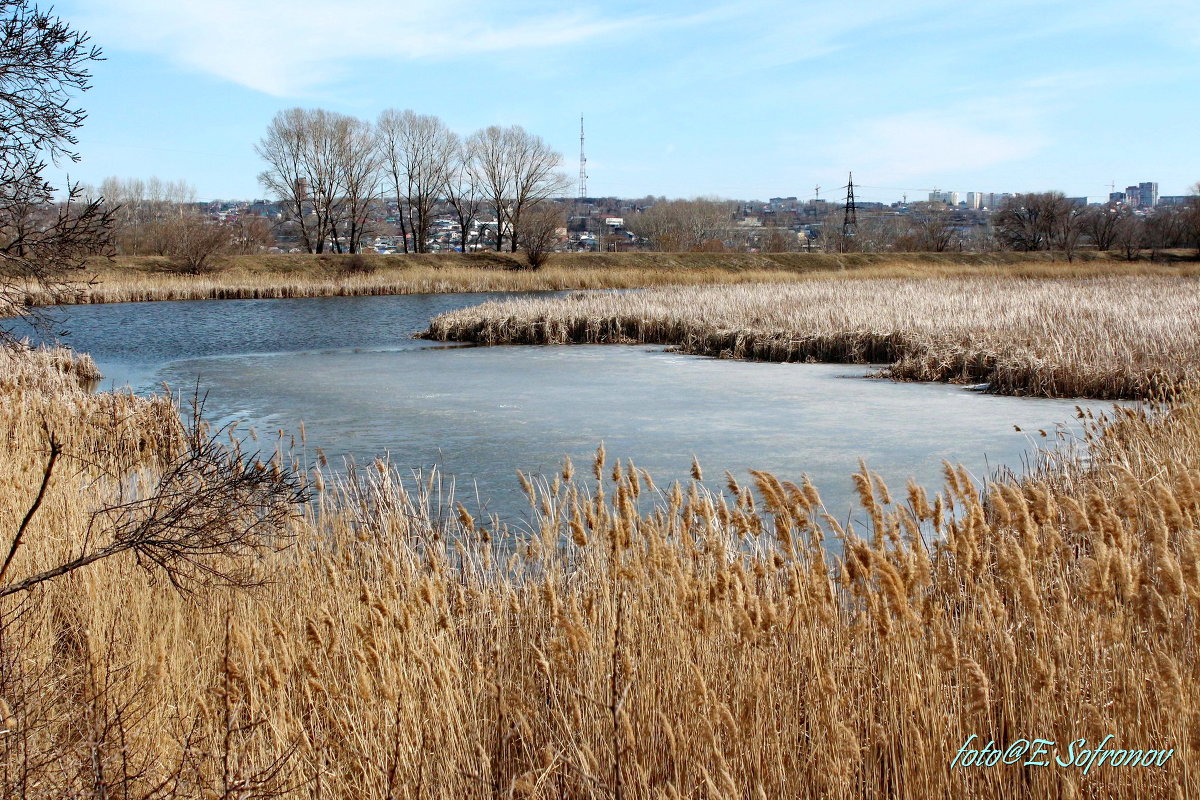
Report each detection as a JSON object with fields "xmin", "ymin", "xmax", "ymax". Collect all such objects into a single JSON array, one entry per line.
[{"xmin": 44, "ymin": 0, "xmax": 1200, "ymax": 204}]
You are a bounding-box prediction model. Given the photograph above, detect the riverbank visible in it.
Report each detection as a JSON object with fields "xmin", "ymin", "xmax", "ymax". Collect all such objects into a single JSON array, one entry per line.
[
  {"xmin": 424, "ymin": 275, "xmax": 1200, "ymax": 400},
  {"xmin": 10, "ymin": 250, "xmax": 1199, "ymax": 309},
  {"xmin": 0, "ymin": 343, "xmax": 1196, "ymax": 797}
]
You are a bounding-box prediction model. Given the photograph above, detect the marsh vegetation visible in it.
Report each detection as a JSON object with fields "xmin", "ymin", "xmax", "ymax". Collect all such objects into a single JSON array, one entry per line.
[
  {"xmin": 4, "ymin": 239, "xmax": 1198, "ymax": 800},
  {"xmin": 6, "ymin": 251, "xmax": 1195, "ymax": 313},
  {"xmin": 0, "ymin": 344, "xmax": 1197, "ymax": 797},
  {"xmin": 426, "ymin": 275, "xmax": 1200, "ymax": 400}
]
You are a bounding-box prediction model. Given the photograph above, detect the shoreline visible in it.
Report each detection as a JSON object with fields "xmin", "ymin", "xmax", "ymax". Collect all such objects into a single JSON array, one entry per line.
[{"xmin": 8, "ymin": 250, "xmax": 1198, "ymax": 311}]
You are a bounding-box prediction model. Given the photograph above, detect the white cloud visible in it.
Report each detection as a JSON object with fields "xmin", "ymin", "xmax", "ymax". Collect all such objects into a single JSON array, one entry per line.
[
  {"xmin": 825, "ymin": 102, "xmax": 1049, "ymax": 186},
  {"xmin": 75, "ymin": 0, "xmax": 681, "ymax": 96}
]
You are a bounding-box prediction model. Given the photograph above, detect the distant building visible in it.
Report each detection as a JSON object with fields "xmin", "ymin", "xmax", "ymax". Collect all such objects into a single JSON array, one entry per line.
[
  {"xmin": 965, "ymin": 192, "xmax": 983, "ymax": 210},
  {"xmin": 1109, "ymin": 191, "xmax": 1126, "ymax": 204},
  {"xmin": 1158, "ymin": 195, "xmax": 1194, "ymax": 207},
  {"xmin": 1137, "ymin": 182, "xmax": 1159, "ymax": 208},
  {"xmin": 1123, "ymin": 182, "xmax": 1158, "ymax": 208},
  {"xmin": 1066, "ymin": 197, "xmax": 1089, "ymax": 208},
  {"xmin": 980, "ymin": 192, "xmax": 1012, "ymax": 210},
  {"xmin": 928, "ymin": 190, "xmax": 959, "ymax": 205}
]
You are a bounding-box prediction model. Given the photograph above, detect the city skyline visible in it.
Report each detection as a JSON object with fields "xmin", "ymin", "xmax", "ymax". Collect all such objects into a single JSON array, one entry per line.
[{"xmin": 47, "ymin": 0, "xmax": 1200, "ymax": 203}]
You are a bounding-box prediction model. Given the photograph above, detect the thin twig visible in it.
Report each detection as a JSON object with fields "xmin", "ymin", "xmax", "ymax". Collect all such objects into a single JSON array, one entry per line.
[{"xmin": 0, "ymin": 431, "xmax": 61, "ymax": 584}]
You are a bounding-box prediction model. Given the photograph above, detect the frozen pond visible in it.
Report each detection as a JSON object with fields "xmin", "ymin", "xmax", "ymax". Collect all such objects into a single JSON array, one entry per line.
[{"xmin": 30, "ymin": 293, "xmax": 1117, "ymax": 527}]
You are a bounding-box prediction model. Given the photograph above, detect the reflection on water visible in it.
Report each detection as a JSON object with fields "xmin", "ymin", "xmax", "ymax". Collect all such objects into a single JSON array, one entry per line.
[{"xmin": 34, "ymin": 293, "xmax": 1119, "ymax": 528}]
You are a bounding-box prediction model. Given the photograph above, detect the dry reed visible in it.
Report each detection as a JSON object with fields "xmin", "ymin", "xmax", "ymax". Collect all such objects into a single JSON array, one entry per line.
[
  {"xmin": 0, "ymin": 345, "xmax": 1197, "ymax": 797},
  {"xmin": 425, "ymin": 276, "xmax": 1200, "ymax": 399},
  {"xmin": 7, "ymin": 252, "xmax": 1198, "ymax": 311}
]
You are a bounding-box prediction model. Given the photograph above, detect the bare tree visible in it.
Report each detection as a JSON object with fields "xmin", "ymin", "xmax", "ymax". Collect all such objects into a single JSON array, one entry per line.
[
  {"xmin": 467, "ymin": 125, "xmax": 568, "ymax": 252},
  {"xmin": 377, "ymin": 109, "xmax": 455, "ymax": 254},
  {"xmin": 256, "ymin": 108, "xmax": 325, "ymax": 253},
  {"xmin": 626, "ymin": 198, "xmax": 736, "ymax": 251},
  {"xmin": 227, "ymin": 213, "xmax": 276, "ymax": 254},
  {"xmin": 1050, "ymin": 202, "xmax": 1087, "ymax": 262},
  {"xmin": 161, "ymin": 212, "xmax": 232, "ymax": 274},
  {"xmin": 97, "ymin": 175, "xmax": 147, "ymax": 251},
  {"xmin": 95, "ymin": 176, "xmax": 195, "ymax": 255},
  {"xmin": 505, "ymin": 127, "xmax": 569, "ymax": 252},
  {"xmin": 760, "ymin": 224, "xmax": 799, "ymax": 253},
  {"xmin": 303, "ymin": 110, "xmax": 349, "ymax": 253},
  {"xmin": 1113, "ymin": 212, "xmax": 1145, "ymax": 261},
  {"xmin": 1081, "ymin": 202, "xmax": 1124, "ymax": 252},
  {"xmin": 817, "ymin": 210, "xmax": 857, "ymax": 253},
  {"xmin": 0, "ymin": 0, "xmax": 114, "ymax": 341},
  {"xmin": 443, "ymin": 135, "xmax": 484, "ymax": 253},
  {"xmin": 993, "ymin": 192, "xmax": 1071, "ymax": 252},
  {"xmin": 1188, "ymin": 183, "xmax": 1200, "ymax": 257},
  {"xmin": 258, "ymin": 109, "xmax": 377, "ymax": 254},
  {"xmin": 1143, "ymin": 206, "xmax": 1189, "ymax": 258},
  {"xmin": 843, "ymin": 214, "xmax": 900, "ymax": 252},
  {"xmin": 467, "ymin": 125, "xmax": 515, "ymax": 252},
  {"xmin": 332, "ymin": 114, "xmax": 381, "ymax": 254},
  {"xmin": 515, "ymin": 202, "xmax": 564, "ymax": 269},
  {"xmin": 903, "ymin": 203, "xmax": 958, "ymax": 252}
]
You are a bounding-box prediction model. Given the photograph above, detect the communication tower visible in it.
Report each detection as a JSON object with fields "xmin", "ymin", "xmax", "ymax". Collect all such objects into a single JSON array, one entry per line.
[{"xmin": 578, "ymin": 115, "xmax": 588, "ymax": 200}]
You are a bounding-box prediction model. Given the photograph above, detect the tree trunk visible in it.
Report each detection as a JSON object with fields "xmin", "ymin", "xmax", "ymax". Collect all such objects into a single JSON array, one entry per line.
[{"xmin": 397, "ymin": 202, "xmax": 410, "ymax": 254}]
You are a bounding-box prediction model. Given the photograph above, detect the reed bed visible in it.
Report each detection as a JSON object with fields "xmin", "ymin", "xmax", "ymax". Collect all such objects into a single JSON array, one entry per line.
[
  {"xmin": 1, "ymin": 346, "xmax": 1198, "ymax": 797},
  {"xmin": 0, "ymin": 344, "xmax": 101, "ymax": 391},
  {"xmin": 8, "ymin": 253, "xmax": 1197, "ymax": 311},
  {"xmin": 11, "ymin": 264, "xmax": 824, "ymax": 308},
  {"xmin": 425, "ymin": 276, "xmax": 1200, "ymax": 400}
]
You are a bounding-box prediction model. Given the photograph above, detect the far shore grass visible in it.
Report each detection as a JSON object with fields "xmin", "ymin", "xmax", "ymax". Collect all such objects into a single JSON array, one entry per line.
[{"xmin": 9, "ymin": 249, "xmax": 1200, "ymax": 310}]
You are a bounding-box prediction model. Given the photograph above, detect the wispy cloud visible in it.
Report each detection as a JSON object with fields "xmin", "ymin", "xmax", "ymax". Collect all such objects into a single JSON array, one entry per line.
[
  {"xmin": 824, "ymin": 100, "xmax": 1049, "ymax": 187},
  {"xmin": 74, "ymin": 0, "xmax": 698, "ymax": 96}
]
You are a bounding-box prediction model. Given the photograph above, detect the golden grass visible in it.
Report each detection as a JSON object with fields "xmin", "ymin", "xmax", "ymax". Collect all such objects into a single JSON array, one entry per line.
[
  {"xmin": 0, "ymin": 344, "xmax": 101, "ymax": 391},
  {"xmin": 1, "ymin": 345, "xmax": 1198, "ymax": 797},
  {"xmin": 425, "ymin": 276, "xmax": 1200, "ymax": 400},
  {"xmin": 7, "ymin": 251, "xmax": 1198, "ymax": 310}
]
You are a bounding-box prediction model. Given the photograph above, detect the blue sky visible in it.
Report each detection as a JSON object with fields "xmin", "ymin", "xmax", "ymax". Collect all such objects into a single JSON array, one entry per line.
[{"xmin": 47, "ymin": 0, "xmax": 1200, "ymax": 203}]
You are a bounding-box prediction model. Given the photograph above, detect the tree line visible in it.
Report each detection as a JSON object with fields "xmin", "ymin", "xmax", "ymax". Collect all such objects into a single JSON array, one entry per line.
[
  {"xmin": 617, "ymin": 190, "xmax": 1200, "ymax": 258},
  {"xmin": 83, "ymin": 177, "xmax": 273, "ymax": 271},
  {"xmin": 256, "ymin": 108, "xmax": 569, "ymax": 255},
  {"xmin": 990, "ymin": 190, "xmax": 1200, "ymax": 261}
]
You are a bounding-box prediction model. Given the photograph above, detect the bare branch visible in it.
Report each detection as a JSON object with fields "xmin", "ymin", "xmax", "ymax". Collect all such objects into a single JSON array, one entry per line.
[
  {"xmin": 0, "ymin": 403, "xmax": 309, "ymax": 599},
  {"xmin": 0, "ymin": 430, "xmax": 60, "ymax": 583},
  {"xmin": 0, "ymin": 2, "xmax": 113, "ymax": 343}
]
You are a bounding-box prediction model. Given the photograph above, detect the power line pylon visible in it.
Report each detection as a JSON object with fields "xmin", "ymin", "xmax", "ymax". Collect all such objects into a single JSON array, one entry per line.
[{"xmin": 841, "ymin": 172, "xmax": 858, "ymax": 243}]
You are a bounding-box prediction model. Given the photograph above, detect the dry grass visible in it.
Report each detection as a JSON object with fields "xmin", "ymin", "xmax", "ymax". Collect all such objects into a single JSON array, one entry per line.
[
  {"xmin": 6, "ymin": 251, "xmax": 1197, "ymax": 310},
  {"xmin": 1, "ymin": 346, "xmax": 1198, "ymax": 797},
  {"xmin": 425, "ymin": 276, "xmax": 1200, "ymax": 400},
  {"xmin": 0, "ymin": 344, "xmax": 101, "ymax": 391}
]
